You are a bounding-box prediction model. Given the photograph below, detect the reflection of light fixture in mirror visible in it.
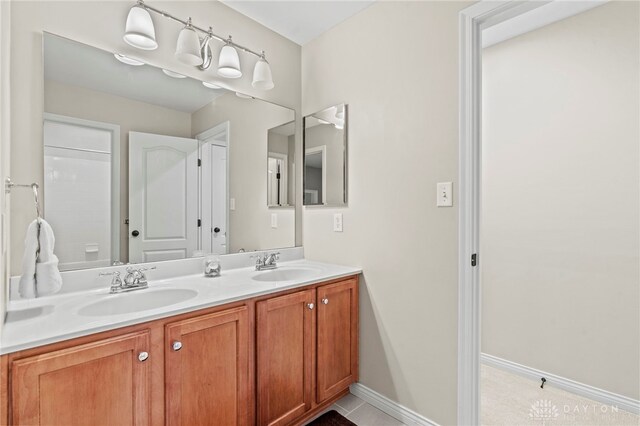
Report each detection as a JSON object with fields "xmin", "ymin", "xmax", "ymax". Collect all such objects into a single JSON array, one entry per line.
[
  {"xmin": 176, "ymin": 18, "xmax": 203, "ymax": 66},
  {"xmin": 218, "ymin": 37, "xmax": 242, "ymax": 78},
  {"xmin": 202, "ymin": 81, "xmax": 221, "ymax": 89},
  {"xmin": 235, "ymin": 92, "xmax": 254, "ymax": 99},
  {"xmin": 335, "ymin": 104, "xmax": 345, "ymax": 120},
  {"xmin": 114, "ymin": 53, "xmax": 145, "ymax": 66},
  {"xmin": 162, "ymin": 69, "xmax": 187, "ymax": 78},
  {"xmin": 334, "ymin": 120, "xmax": 344, "ymax": 130},
  {"xmin": 318, "ymin": 119, "xmax": 330, "ymax": 125},
  {"xmin": 124, "ymin": 2, "xmax": 158, "ymax": 50},
  {"xmin": 252, "ymin": 51, "xmax": 274, "ymax": 90}
]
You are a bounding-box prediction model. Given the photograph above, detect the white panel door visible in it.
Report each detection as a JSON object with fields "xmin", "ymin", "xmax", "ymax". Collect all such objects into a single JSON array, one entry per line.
[{"xmin": 129, "ymin": 131, "xmax": 199, "ymax": 263}]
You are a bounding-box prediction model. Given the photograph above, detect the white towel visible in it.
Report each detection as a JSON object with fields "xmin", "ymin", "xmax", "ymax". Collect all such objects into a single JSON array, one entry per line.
[{"xmin": 18, "ymin": 219, "xmax": 63, "ymax": 298}]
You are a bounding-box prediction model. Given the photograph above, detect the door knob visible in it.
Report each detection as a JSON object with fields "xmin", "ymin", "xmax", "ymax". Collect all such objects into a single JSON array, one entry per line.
[
  {"xmin": 321, "ymin": 298, "xmax": 329, "ymax": 305},
  {"xmin": 131, "ymin": 230, "xmax": 140, "ymax": 237},
  {"xmin": 307, "ymin": 303, "xmax": 314, "ymax": 310},
  {"xmin": 172, "ymin": 341, "xmax": 183, "ymax": 351},
  {"xmin": 213, "ymin": 227, "xmax": 220, "ymax": 233},
  {"xmin": 138, "ymin": 352, "xmax": 149, "ymax": 362}
]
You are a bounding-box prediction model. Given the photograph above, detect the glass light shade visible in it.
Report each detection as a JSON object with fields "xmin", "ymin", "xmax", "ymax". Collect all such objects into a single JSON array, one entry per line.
[
  {"xmin": 114, "ymin": 53, "xmax": 145, "ymax": 66},
  {"xmin": 162, "ymin": 69, "xmax": 186, "ymax": 79},
  {"xmin": 202, "ymin": 81, "xmax": 221, "ymax": 89},
  {"xmin": 123, "ymin": 5, "xmax": 158, "ymax": 50},
  {"xmin": 218, "ymin": 45, "xmax": 242, "ymax": 78},
  {"xmin": 176, "ymin": 25, "xmax": 203, "ymax": 66},
  {"xmin": 252, "ymin": 58, "xmax": 274, "ymax": 90}
]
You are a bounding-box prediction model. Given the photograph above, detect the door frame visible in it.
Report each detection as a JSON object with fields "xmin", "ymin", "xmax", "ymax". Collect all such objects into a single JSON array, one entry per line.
[
  {"xmin": 197, "ymin": 121, "xmax": 230, "ymax": 255},
  {"xmin": 42, "ymin": 112, "xmax": 121, "ymax": 264},
  {"xmin": 267, "ymin": 151, "xmax": 288, "ymax": 206}
]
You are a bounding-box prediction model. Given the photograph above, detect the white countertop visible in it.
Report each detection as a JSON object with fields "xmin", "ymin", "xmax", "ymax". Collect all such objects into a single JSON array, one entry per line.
[{"xmin": 1, "ymin": 259, "xmax": 361, "ymax": 355}]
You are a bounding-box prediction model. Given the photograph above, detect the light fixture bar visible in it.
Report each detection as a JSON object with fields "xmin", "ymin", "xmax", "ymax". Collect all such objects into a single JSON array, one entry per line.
[{"xmin": 135, "ymin": 0, "xmax": 266, "ymax": 60}]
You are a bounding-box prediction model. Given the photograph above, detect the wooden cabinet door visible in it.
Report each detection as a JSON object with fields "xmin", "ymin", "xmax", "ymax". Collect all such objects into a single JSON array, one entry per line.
[
  {"xmin": 165, "ymin": 306, "xmax": 250, "ymax": 426},
  {"xmin": 316, "ymin": 278, "xmax": 359, "ymax": 403},
  {"xmin": 12, "ymin": 331, "xmax": 151, "ymax": 426},
  {"xmin": 257, "ymin": 289, "xmax": 315, "ymax": 426}
]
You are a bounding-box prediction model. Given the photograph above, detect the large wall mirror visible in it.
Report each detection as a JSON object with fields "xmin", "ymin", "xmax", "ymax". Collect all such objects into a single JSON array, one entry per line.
[
  {"xmin": 303, "ymin": 104, "xmax": 347, "ymax": 206},
  {"xmin": 35, "ymin": 33, "xmax": 297, "ymax": 271}
]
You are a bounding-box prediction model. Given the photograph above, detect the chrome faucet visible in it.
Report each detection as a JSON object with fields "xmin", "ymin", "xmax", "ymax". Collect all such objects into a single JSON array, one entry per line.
[
  {"xmin": 100, "ymin": 266, "xmax": 156, "ymax": 293},
  {"xmin": 252, "ymin": 252, "xmax": 280, "ymax": 271}
]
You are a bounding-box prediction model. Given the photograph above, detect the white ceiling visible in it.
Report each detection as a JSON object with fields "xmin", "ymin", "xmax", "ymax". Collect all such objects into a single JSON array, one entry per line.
[
  {"xmin": 44, "ymin": 34, "xmax": 228, "ymax": 113},
  {"xmin": 221, "ymin": 1, "xmax": 375, "ymax": 45}
]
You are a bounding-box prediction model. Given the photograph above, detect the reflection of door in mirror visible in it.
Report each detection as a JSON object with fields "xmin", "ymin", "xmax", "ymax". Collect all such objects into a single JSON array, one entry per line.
[
  {"xmin": 198, "ymin": 122, "xmax": 229, "ymax": 256},
  {"xmin": 43, "ymin": 114, "xmax": 120, "ymax": 271},
  {"xmin": 129, "ymin": 131, "xmax": 199, "ymax": 263},
  {"xmin": 268, "ymin": 153, "xmax": 287, "ymax": 206},
  {"xmin": 304, "ymin": 146, "xmax": 326, "ymax": 205}
]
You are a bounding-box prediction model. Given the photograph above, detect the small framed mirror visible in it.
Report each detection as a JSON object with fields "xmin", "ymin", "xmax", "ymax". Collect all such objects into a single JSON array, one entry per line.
[{"xmin": 303, "ymin": 104, "xmax": 348, "ymax": 206}]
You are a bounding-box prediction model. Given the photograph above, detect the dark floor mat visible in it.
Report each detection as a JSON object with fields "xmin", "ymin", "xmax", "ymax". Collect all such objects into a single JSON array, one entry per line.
[{"xmin": 306, "ymin": 410, "xmax": 357, "ymax": 426}]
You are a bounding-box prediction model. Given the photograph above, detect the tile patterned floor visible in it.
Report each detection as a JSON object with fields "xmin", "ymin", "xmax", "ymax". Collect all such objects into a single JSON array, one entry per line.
[{"xmin": 306, "ymin": 393, "xmax": 406, "ymax": 425}]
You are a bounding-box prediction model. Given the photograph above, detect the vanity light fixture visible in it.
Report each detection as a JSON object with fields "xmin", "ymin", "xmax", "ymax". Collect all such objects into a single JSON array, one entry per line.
[
  {"xmin": 114, "ymin": 53, "xmax": 145, "ymax": 66},
  {"xmin": 176, "ymin": 18, "xmax": 204, "ymax": 66},
  {"xmin": 218, "ymin": 37, "xmax": 242, "ymax": 78},
  {"xmin": 162, "ymin": 69, "xmax": 187, "ymax": 79},
  {"xmin": 123, "ymin": 0, "xmax": 274, "ymax": 89},
  {"xmin": 252, "ymin": 51, "xmax": 274, "ymax": 90},
  {"xmin": 123, "ymin": 2, "xmax": 158, "ymax": 50},
  {"xmin": 202, "ymin": 81, "xmax": 221, "ymax": 89}
]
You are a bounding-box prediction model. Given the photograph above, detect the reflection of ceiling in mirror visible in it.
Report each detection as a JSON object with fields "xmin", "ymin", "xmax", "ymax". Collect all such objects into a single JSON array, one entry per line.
[
  {"xmin": 305, "ymin": 151, "xmax": 323, "ymax": 168},
  {"xmin": 269, "ymin": 121, "xmax": 295, "ymax": 136},
  {"xmin": 44, "ymin": 33, "xmax": 229, "ymax": 113}
]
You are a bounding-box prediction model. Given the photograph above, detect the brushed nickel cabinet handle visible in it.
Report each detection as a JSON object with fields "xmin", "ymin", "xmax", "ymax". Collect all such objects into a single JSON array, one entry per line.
[
  {"xmin": 172, "ymin": 341, "xmax": 183, "ymax": 351},
  {"xmin": 138, "ymin": 351, "xmax": 149, "ymax": 362}
]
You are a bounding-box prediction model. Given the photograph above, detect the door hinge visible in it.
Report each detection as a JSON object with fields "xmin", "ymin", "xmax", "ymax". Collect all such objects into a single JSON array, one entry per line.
[
  {"xmin": 197, "ymin": 159, "xmax": 202, "ymax": 167},
  {"xmin": 471, "ymin": 253, "xmax": 478, "ymax": 267},
  {"xmin": 197, "ymin": 219, "xmax": 202, "ymax": 227}
]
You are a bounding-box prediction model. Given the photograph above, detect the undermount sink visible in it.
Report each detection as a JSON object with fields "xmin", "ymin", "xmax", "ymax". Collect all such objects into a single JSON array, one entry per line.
[
  {"xmin": 252, "ymin": 267, "xmax": 320, "ymax": 283},
  {"xmin": 78, "ymin": 288, "xmax": 198, "ymax": 316}
]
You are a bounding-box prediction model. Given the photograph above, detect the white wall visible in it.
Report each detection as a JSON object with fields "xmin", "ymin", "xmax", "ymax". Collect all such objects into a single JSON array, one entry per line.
[
  {"xmin": 481, "ymin": 1, "xmax": 639, "ymax": 399},
  {"xmin": 44, "ymin": 80, "xmax": 192, "ymax": 267},
  {"xmin": 192, "ymin": 93, "xmax": 296, "ymax": 252},
  {"xmin": 8, "ymin": 0, "xmax": 301, "ymax": 274},
  {"xmin": 301, "ymin": 2, "xmax": 471, "ymax": 424}
]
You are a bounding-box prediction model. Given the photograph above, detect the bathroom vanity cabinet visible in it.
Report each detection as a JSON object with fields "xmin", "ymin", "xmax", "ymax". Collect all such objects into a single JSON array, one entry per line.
[{"xmin": 0, "ymin": 275, "xmax": 358, "ymax": 426}]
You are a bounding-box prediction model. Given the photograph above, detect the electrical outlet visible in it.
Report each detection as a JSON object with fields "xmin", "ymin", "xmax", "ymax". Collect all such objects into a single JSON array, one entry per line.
[
  {"xmin": 333, "ymin": 213, "xmax": 343, "ymax": 232},
  {"xmin": 437, "ymin": 182, "xmax": 453, "ymax": 207},
  {"xmin": 271, "ymin": 213, "xmax": 278, "ymax": 229}
]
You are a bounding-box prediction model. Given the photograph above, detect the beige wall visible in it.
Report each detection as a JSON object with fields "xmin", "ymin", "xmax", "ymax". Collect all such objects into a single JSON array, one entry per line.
[
  {"xmin": 8, "ymin": 1, "xmax": 301, "ymax": 274},
  {"xmin": 0, "ymin": 0, "xmax": 11, "ymax": 326},
  {"xmin": 481, "ymin": 2, "xmax": 640, "ymax": 399},
  {"xmin": 44, "ymin": 80, "xmax": 193, "ymax": 266},
  {"xmin": 192, "ymin": 93, "xmax": 296, "ymax": 252},
  {"xmin": 301, "ymin": 2, "xmax": 470, "ymax": 424}
]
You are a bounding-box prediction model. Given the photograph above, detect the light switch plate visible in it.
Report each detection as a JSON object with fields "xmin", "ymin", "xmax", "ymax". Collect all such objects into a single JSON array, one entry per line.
[
  {"xmin": 229, "ymin": 198, "xmax": 236, "ymax": 211},
  {"xmin": 271, "ymin": 213, "xmax": 278, "ymax": 228},
  {"xmin": 437, "ymin": 182, "xmax": 453, "ymax": 207},
  {"xmin": 333, "ymin": 213, "xmax": 343, "ymax": 232}
]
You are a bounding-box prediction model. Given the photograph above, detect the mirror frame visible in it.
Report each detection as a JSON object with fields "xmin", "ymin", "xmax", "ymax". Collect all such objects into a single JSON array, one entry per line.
[{"xmin": 302, "ymin": 103, "xmax": 348, "ymax": 207}]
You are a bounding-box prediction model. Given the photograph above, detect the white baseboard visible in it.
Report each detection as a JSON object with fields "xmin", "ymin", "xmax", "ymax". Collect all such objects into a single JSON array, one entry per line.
[
  {"xmin": 349, "ymin": 383, "xmax": 439, "ymax": 426},
  {"xmin": 481, "ymin": 353, "xmax": 640, "ymax": 415}
]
